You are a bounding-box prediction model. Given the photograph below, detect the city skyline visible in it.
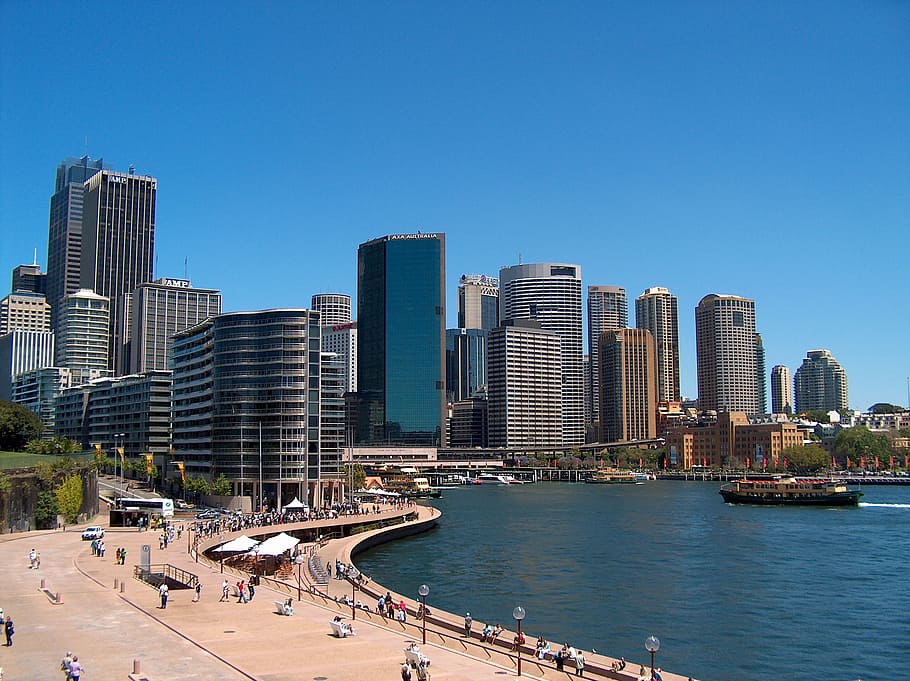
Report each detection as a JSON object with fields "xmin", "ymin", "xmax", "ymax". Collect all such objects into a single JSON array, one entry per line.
[{"xmin": 1, "ymin": 3, "xmax": 907, "ymax": 411}]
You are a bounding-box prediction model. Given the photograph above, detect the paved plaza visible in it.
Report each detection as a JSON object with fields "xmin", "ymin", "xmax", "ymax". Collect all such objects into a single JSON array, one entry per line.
[{"xmin": 0, "ymin": 506, "xmax": 685, "ymax": 681}]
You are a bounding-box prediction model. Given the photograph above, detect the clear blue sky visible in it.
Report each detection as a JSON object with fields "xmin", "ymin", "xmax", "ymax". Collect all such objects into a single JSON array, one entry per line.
[{"xmin": 1, "ymin": 2, "xmax": 908, "ymax": 411}]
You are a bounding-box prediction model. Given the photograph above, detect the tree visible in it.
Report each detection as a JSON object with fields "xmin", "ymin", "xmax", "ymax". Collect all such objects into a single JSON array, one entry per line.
[
  {"xmin": 183, "ymin": 475, "xmax": 210, "ymax": 501},
  {"xmin": 35, "ymin": 490, "xmax": 60, "ymax": 529},
  {"xmin": 869, "ymin": 403, "xmax": 905, "ymax": 414},
  {"xmin": 800, "ymin": 410, "xmax": 830, "ymax": 424},
  {"xmin": 834, "ymin": 427, "xmax": 891, "ymax": 464},
  {"xmin": 0, "ymin": 400, "xmax": 44, "ymax": 451},
  {"xmin": 55, "ymin": 474, "xmax": 84, "ymax": 524},
  {"xmin": 210, "ymin": 473, "xmax": 231, "ymax": 496},
  {"xmin": 782, "ymin": 445, "xmax": 830, "ymax": 473},
  {"xmin": 351, "ymin": 463, "xmax": 366, "ymax": 491}
]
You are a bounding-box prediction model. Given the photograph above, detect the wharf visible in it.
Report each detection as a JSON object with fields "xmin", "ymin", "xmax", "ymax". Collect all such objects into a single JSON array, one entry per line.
[{"xmin": 0, "ymin": 505, "xmax": 689, "ymax": 681}]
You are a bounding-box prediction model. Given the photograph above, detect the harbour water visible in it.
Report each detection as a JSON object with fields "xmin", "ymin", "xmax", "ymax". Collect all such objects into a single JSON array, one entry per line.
[{"xmin": 356, "ymin": 480, "xmax": 910, "ymax": 681}]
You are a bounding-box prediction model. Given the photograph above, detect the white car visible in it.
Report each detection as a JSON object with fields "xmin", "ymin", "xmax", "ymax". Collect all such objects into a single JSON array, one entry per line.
[{"xmin": 81, "ymin": 526, "xmax": 105, "ymax": 540}]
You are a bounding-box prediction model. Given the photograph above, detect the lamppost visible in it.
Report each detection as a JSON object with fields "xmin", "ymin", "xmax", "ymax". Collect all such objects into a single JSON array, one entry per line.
[
  {"xmin": 645, "ymin": 635, "xmax": 660, "ymax": 680},
  {"xmin": 512, "ymin": 606, "xmax": 526, "ymax": 676},
  {"xmin": 295, "ymin": 554, "xmax": 305, "ymax": 601},
  {"xmin": 418, "ymin": 584, "xmax": 430, "ymax": 644},
  {"xmin": 351, "ymin": 577, "xmax": 357, "ymax": 621}
]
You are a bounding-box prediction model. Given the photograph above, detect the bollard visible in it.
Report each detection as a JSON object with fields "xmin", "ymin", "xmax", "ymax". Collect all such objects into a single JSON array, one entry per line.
[
  {"xmin": 41, "ymin": 578, "xmax": 46, "ymax": 589},
  {"xmin": 55, "ymin": 592, "xmax": 62, "ymax": 604},
  {"xmin": 114, "ymin": 578, "xmax": 119, "ymax": 589},
  {"xmin": 132, "ymin": 659, "xmax": 141, "ymax": 674},
  {"xmin": 120, "ymin": 581, "xmax": 125, "ymax": 593}
]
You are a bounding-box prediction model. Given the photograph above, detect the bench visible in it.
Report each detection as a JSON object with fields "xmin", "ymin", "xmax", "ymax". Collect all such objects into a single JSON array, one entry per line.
[
  {"xmin": 330, "ymin": 620, "xmax": 353, "ymax": 637},
  {"xmin": 275, "ymin": 600, "xmax": 293, "ymax": 616},
  {"xmin": 403, "ymin": 648, "xmax": 430, "ymax": 667}
]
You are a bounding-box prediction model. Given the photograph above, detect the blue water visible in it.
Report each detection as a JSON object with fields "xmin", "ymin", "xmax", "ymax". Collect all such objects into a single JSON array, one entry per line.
[{"xmin": 355, "ymin": 481, "xmax": 910, "ymax": 681}]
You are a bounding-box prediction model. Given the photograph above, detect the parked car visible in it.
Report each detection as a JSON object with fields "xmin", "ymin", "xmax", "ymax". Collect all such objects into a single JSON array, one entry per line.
[
  {"xmin": 81, "ymin": 526, "xmax": 105, "ymax": 540},
  {"xmin": 194, "ymin": 510, "xmax": 219, "ymax": 520}
]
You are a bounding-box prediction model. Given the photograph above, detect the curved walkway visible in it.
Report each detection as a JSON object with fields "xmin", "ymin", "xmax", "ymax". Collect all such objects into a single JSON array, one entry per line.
[{"xmin": 0, "ymin": 507, "xmax": 688, "ymax": 681}]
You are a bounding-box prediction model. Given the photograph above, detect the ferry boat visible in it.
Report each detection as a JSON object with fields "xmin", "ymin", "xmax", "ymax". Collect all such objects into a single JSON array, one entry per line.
[
  {"xmin": 719, "ymin": 476, "xmax": 863, "ymax": 506},
  {"xmin": 382, "ymin": 467, "xmax": 443, "ymax": 498},
  {"xmin": 585, "ymin": 469, "xmax": 649, "ymax": 484},
  {"xmin": 477, "ymin": 473, "xmax": 525, "ymax": 485}
]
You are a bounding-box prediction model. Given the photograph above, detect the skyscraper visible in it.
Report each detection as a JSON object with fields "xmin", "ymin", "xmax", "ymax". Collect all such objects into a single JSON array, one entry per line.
[
  {"xmin": 794, "ymin": 349, "xmax": 849, "ymax": 414},
  {"xmin": 46, "ymin": 157, "xmax": 108, "ymax": 334},
  {"xmin": 128, "ymin": 278, "xmax": 222, "ymax": 373},
  {"xmin": 635, "ymin": 287, "xmax": 680, "ymax": 403},
  {"xmin": 357, "ymin": 233, "xmax": 445, "ymax": 446},
  {"xmin": 587, "ymin": 285, "xmax": 628, "ymax": 431},
  {"xmin": 457, "ymin": 274, "xmax": 499, "ymax": 331},
  {"xmin": 695, "ymin": 294, "xmax": 764, "ymax": 414},
  {"xmin": 500, "ymin": 263, "xmax": 585, "ymax": 446},
  {"xmin": 770, "ymin": 365, "xmax": 793, "ymax": 414},
  {"xmin": 487, "ymin": 319, "xmax": 562, "ymax": 448},
  {"xmin": 56, "ymin": 288, "xmax": 111, "ymax": 386},
  {"xmin": 0, "ymin": 329, "xmax": 54, "ymax": 400},
  {"xmin": 0, "ymin": 292, "xmax": 51, "ymax": 335},
  {"xmin": 11, "ymin": 263, "xmax": 46, "ymax": 294},
  {"xmin": 311, "ymin": 293, "xmax": 352, "ymax": 327},
  {"xmin": 79, "ymin": 167, "xmax": 157, "ymax": 373},
  {"xmin": 446, "ymin": 328, "xmax": 487, "ymax": 402},
  {"xmin": 599, "ymin": 328, "xmax": 657, "ymax": 443}
]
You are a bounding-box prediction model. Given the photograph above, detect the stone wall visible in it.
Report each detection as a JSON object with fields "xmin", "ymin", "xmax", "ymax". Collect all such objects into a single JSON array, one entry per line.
[{"xmin": 0, "ymin": 466, "xmax": 99, "ymax": 533}]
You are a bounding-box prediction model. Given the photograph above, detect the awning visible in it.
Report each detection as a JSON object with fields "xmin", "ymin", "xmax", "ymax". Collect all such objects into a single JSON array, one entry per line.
[
  {"xmin": 282, "ymin": 497, "xmax": 308, "ymax": 510},
  {"xmin": 213, "ymin": 535, "xmax": 259, "ymax": 552},
  {"xmin": 252, "ymin": 532, "xmax": 300, "ymax": 556}
]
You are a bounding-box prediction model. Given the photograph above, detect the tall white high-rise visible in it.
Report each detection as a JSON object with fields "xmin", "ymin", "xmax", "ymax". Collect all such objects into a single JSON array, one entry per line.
[
  {"xmin": 56, "ymin": 288, "xmax": 111, "ymax": 386},
  {"xmin": 635, "ymin": 287, "xmax": 680, "ymax": 403},
  {"xmin": 500, "ymin": 263, "xmax": 584, "ymax": 446},
  {"xmin": 770, "ymin": 365, "xmax": 793, "ymax": 414},
  {"xmin": 695, "ymin": 294, "xmax": 764, "ymax": 414},
  {"xmin": 311, "ymin": 293, "xmax": 352, "ymax": 327}
]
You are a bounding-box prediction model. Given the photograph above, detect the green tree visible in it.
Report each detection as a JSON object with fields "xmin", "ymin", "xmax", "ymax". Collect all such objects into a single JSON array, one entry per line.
[
  {"xmin": 782, "ymin": 445, "xmax": 830, "ymax": 473},
  {"xmin": 0, "ymin": 400, "xmax": 44, "ymax": 451},
  {"xmin": 800, "ymin": 410, "xmax": 831, "ymax": 424},
  {"xmin": 834, "ymin": 427, "xmax": 891, "ymax": 464},
  {"xmin": 55, "ymin": 473, "xmax": 84, "ymax": 524},
  {"xmin": 351, "ymin": 463, "xmax": 366, "ymax": 490},
  {"xmin": 35, "ymin": 490, "xmax": 60, "ymax": 529},
  {"xmin": 184, "ymin": 475, "xmax": 210, "ymax": 500},
  {"xmin": 869, "ymin": 403, "xmax": 904, "ymax": 414},
  {"xmin": 0, "ymin": 470, "xmax": 10, "ymax": 493},
  {"xmin": 210, "ymin": 473, "xmax": 231, "ymax": 496}
]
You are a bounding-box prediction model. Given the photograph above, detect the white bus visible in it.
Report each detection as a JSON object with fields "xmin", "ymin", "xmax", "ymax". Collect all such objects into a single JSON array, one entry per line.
[{"xmin": 115, "ymin": 497, "xmax": 175, "ymax": 518}]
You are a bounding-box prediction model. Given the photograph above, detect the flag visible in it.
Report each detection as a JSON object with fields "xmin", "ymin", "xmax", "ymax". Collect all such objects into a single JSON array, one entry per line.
[
  {"xmin": 639, "ymin": 457, "xmax": 643, "ymax": 469},
  {"xmin": 746, "ymin": 457, "xmax": 751, "ymax": 469},
  {"xmin": 763, "ymin": 457, "xmax": 767, "ymax": 470},
  {"xmin": 783, "ymin": 457, "xmax": 789, "ymax": 469},
  {"xmin": 177, "ymin": 461, "xmax": 186, "ymax": 483},
  {"xmin": 861, "ymin": 456, "xmax": 866, "ymax": 469},
  {"xmin": 847, "ymin": 456, "xmax": 852, "ymax": 469},
  {"xmin": 831, "ymin": 456, "xmax": 836, "ymax": 469},
  {"xmin": 94, "ymin": 443, "xmax": 102, "ymax": 462},
  {"xmin": 889, "ymin": 455, "xmax": 894, "ymax": 470},
  {"xmin": 905, "ymin": 455, "xmax": 909, "ymax": 469},
  {"xmin": 145, "ymin": 454, "xmax": 154, "ymax": 474},
  {"xmin": 117, "ymin": 446, "xmax": 125, "ymax": 462},
  {"xmin": 875, "ymin": 456, "xmax": 880, "ymax": 470},
  {"xmin": 703, "ymin": 457, "xmax": 707, "ymax": 467}
]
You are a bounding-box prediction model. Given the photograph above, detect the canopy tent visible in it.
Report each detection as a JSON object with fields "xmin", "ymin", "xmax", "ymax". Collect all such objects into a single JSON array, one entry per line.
[
  {"xmin": 213, "ymin": 535, "xmax": 259, "ymax": 553},
  {"xmin": 282, "ymin": 497, "xmax": 308, "ymax": 511},
  {"xmin": 253, "ymin": 532, "xmax": 300, "ymax": 556}
]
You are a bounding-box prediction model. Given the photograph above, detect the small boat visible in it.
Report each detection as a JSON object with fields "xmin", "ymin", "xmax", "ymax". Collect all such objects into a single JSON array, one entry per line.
[
  {"xmin": 477, "ymin": 473, "xmax": 525, "ymax": 485},
  {"xmin": 585, "ymin": 469, "xmax": 649, "ymax": 484},
  {"xmin": 719, "ymin": 476, "xmax": 863, "ymax": 506}
]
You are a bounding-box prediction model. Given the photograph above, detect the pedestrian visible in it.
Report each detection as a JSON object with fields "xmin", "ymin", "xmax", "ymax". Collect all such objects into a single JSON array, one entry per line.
[
  {"xmin": 193, "ymin": 582, "xmax": 202, "ymax": 602},
  {"xmin": 61, "ymin": 651, "xmax": 74, "ymax": 679},
  {"xmin": 416, "ymin": 659, "xmax": 430, "ymax": 681},
  {"xmin": 575, "ymin": 649, "xmax": 585, "ymax": 677},
  {"xmin": 237, "ymin": 580, "xmax": 247, "ymax": 603},
  {"xmin": 34, "ymin": 551, "xmax": 41, "ymax": 569},
  {"xmin": 159, "ymin": 582, "xmax": 169, "ymax": 609},
  {"xmin": 400, "ymin": 662, "xmax": 412, "ymax": 681},
  {"xmin": 464, "ymin": 612, "xmax": 472, "ymax": 638},
  {"xmin": 220, "ymin": 579, "xmax": 229, "ymax": 602},
  {"xmin": 554, "ymin": 649, "xmax": 565, "ymax": 672},
  {"xmin": 28, "ymin": 548, "xmax": 36, "ymax": 569},
  {"xmin": 4, "ymin": 616, "xmax": 14, "ymax": 646},
  {"xmin": 68, "ymin": 656, "xmax": 83, "ymax": 681},
  {"xmin": 248, "ymin": 574, "xmax": 257, "ymax": 601}
]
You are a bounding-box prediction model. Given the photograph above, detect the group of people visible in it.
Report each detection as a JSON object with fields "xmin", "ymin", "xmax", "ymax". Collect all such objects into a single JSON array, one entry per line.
[
  {"xmin": 377, "ymin": 593, "xmax": 409, "ymax": 622},
  {"xmin": 401, "ymin": 643, "xmax": 430, "ymax": 681},
  {"xmin": 59, "ymin": 651, "xmax": 84, "ymax": 680},
  {"xmin": 2, "ymin": 612, "xmax": 13, "ymax": 647},
  {"xmin": 480, "ymin": 623, "xmax": 503, "ymax": 644},
  {"xmin": 89, "ymin": 539, "xmax": 106, "ymax": 557}
]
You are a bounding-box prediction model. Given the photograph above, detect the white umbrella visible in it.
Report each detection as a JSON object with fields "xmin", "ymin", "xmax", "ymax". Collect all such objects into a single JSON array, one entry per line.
[
  {"xmin": 253, "ymin": 532, "xmax": 300, "ymax": 556},
  {"xmin": 282, "ymin": 497, "xmax": 308, "ymax": 511},
  {"xmin": 213, "ymin": 535, "xmax": 260, "ymax": 552}
]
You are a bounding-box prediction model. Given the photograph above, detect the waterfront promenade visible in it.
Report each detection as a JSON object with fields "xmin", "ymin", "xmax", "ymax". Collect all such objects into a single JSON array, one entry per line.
[{"xmin": 0, "ymin": 505, "xmax": 688, "ymax": 681}]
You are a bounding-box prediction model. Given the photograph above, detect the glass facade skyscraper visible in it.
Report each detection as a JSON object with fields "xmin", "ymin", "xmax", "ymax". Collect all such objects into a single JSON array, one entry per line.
[{"xmin": 357, "ymin": 233, "xmax": 445, "ymax": 446}]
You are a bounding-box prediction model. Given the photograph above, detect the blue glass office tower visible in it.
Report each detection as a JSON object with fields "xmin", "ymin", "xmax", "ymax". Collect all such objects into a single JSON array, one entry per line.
[{"xmin": 357, "ymin": 233, "xmax": 446, "ymax": 446}]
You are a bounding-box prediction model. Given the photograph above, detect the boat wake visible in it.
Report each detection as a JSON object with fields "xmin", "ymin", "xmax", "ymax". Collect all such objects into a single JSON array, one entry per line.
[{"xmin": 859, "ymin": 502, "xmax": 910, "ymax": 509}]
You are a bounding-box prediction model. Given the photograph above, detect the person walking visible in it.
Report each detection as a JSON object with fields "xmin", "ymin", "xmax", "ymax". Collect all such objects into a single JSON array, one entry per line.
[
  {"xmin": 4, "ymin": 616, "xmax": 14, "ymax": 646},
  {"xmin": 400, "ymin": 662, "xmax": 412, "ymax": 681},
  {"xmin": 220, "ymin": 579, "xmax": 229, "ymax": 602},
  {"xmin": 464, "ymin": 612, "xmax": 472, "ymax": 638},
  {"xmin": 28, "ymin": 548, "xmax": 37, "ymax": 569},
  {"xmin": 68, "ymin": 656, "xmax": 83, "ymax": 681},
  {"xmin": 575, "ymin": 650, "xmax": 586, "ymax": 677},
  {"xmin": 193, "ymin": 582, "xmax": 202, "ymax": 602},
  {"xmin": 158, "ymin": 582, "xmax": 169, "ymax": 609},
  {"xmin": 61, "ymin": 651, "xmax": 74, "ymax": 679}
]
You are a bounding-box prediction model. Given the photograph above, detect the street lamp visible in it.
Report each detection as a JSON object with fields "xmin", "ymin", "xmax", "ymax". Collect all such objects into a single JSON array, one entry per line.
[
  {"xmin": 295, "ymin": 554, "xmax": 305, "ymax": 601},
  {"xmin": 512, "ymin": 606, "xmax": 526, "ymax": 677},
  {"xmin": 418, "ymin": 584, "xmax": 430, "ymax": 644},
  {"xmin": 645, "ymin": 635, "xmax": 660, "ymax": 680},
  {"xmin": 351, "ymin": 577, "xmax": 357, "ymax": 621}
]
